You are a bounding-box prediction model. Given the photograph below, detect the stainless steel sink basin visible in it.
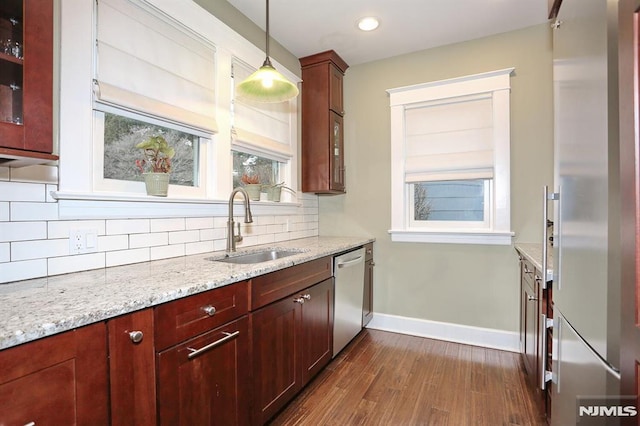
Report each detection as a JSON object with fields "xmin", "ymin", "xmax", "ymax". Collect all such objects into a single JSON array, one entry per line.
[{"xmin": 207, "ymin": 249, "xmax": 302, "ymax": 264}]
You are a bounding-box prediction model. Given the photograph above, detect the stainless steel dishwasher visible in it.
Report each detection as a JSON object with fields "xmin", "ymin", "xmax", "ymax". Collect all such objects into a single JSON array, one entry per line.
[{"xmin": 333, "ymin": 247, "xmax": 366, "ymax": 357}]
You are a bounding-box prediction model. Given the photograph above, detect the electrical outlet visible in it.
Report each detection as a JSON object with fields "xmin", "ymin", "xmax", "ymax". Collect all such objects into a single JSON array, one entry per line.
[{"xmin": 69, "ymin": 229, "xmax": 98, "ymax": 255}]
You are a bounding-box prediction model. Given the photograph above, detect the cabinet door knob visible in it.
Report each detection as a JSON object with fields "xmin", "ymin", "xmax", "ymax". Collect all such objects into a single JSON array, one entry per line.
[
  {"xmin": 301, "ymin": 294, "xmax": 311, "ymax": 300},
  {"xmin": 527, "ymin": 295, "xmax": 538, "ymax": 302},
  {"xmin": 128, "ymin": 330, "xmax": 144, "ymax": 344},
  {"xmin": 293, "ymin": 297, "xmax": 305, "ymax": 304},
  {"xmin": 202, "ymin": 305, "xmax": 216, "ymax": 316}
]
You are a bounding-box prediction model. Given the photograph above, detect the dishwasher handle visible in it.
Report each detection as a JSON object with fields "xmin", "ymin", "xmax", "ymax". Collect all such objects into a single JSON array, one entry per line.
[{"xmin": 336, "ymin": 255, "xmax": 364, "ymax": 268}]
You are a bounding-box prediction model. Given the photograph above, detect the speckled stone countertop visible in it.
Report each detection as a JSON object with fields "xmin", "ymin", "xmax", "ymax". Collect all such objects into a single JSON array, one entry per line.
[
  {"xmin": 514, "ymin": 242, "xmax": 554, "ymax": 277},
  {"xmin": 0, "ymin": 236, "xmax": 373, "ymax": 351}
]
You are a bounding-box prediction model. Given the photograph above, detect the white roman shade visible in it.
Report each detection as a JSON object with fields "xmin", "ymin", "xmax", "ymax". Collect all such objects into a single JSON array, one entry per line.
[
  {"xmin": 404, "ymin": 94, "xmax": 494, "ymax": 183},
  {"xmin": 231, "ymin": 59, "xmax": 293, "ymax": 161},
  {"xmin": 94, "ymin": 0, "xmax": 218, "ymax": 134}
]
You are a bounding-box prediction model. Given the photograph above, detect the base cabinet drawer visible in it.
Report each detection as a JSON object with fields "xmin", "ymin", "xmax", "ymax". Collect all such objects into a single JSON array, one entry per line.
[{"xmin": 157, "ymin": 315, "xmax": 250, "ymax": 426}]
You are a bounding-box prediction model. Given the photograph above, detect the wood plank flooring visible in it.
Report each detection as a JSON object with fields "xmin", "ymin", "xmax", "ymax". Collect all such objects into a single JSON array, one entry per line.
[{"xmin": 269, "ymin": 329, "xmax": 547, "ymax": 426}]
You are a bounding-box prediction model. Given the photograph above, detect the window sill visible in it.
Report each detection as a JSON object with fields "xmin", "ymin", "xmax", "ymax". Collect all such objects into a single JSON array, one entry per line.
[
  {"xmin": 388, "ymin": 229, "xmax": 514, "ymax": 245},
  {"xmin": 51, "ymin": 191, "xmax": 301, "ymax": 219}
]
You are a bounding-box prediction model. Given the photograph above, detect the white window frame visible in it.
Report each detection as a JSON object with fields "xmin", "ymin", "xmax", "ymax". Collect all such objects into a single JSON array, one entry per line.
[
  {"xmin": 54, "ymin": 0, "xmax": 300, "ymax": 218},
  {"xmin": 387, "ymin": 68, "xmax": 515, "ymax": 245}
]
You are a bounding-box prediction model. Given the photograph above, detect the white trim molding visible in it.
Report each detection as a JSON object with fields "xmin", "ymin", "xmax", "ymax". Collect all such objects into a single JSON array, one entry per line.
[{"xmin": 366, "ymin": 312, "xmax": 519, "ymax": 353}]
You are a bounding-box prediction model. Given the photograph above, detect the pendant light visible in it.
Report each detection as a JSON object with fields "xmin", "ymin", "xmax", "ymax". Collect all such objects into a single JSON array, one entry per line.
[{"xmin": 236, "ymin": 0, "xmax": 299, "ymax": 103}]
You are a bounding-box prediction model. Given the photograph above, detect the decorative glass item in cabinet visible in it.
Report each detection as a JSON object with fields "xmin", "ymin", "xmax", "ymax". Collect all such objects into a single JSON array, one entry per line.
[{"xmin": 0, "ymin": 0, "xmax": 23, "ymax": 126}]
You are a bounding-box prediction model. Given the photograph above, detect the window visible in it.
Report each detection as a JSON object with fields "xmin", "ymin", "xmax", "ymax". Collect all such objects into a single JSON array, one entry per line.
[
  {"xmin": 56, "ymin": 0, "xmax": 300, "ymax": 217},
  {"xmin": 232, "ymin": 151, "xmax": 281, "ymax": 188},
  {"xmin": 230, "ymin": 59, "xmax": 296, "ymax": 201},
  {"xmin": 388, "ymin": 68, "xmax": 514, "ymax": 245}
]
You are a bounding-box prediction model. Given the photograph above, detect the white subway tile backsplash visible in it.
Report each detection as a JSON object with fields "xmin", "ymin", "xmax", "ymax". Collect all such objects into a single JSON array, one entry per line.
[
  {"xmin": 46, "ymin": 184, "xmax": 58, "ymax": 202},
  {"xmin": 106, "ymin": 248, "xmax": 150, "ymax": 267},
  {"xmin": 48, "ymin": 253, "xmax": 106, "ymax": 276},
  {"xmin": 130, "ymin": 232, "xmax": 169, "ymax": 248},
  {"xmin": 151, "ymin": 218, "xmax": 185, "ymax": 232},
  {"xmin": 0, "ymin": 181, "xmax": 46, "ymax": 202},
  {"xmin": 200, "ymin": 227, "xmax": 225, "ymax": 241},
  {"xmin": 0, "ymin": 202, "xmax": 8, "ymax": 221},
  {"xmin": 213, "ymin": 239, "xmax": 226, "ymax": 252},
  {"xmin": 12, "ymin": 239, "xmax": 69, "ymax": 261},
  {"xmin": 185, "ymin": 240, "xmax": 214, "ymax": 256},
  {"xmin": 0, "ymin": 259, "xmax": 47, "ymax": 283},
  {"xmin": 186, "ymin": 217, "xmax": 214, "ymax": 230},
  {"xmin": 0, "ymin": 176, "xmax": 319, "ymax": 282},
  {"xmin": 169, "ymin": 230, "xmax": 199, "ymax": 245},
  {"xmin": 257, "ymin": 234, "xmax": 276, "ymax": 245},
  {"xmin": 48, "ymin": 220, "xmax": 106, "ymax": 239},
  {"xmin": 151, "ymin": 244, "xmax": 184, "ymax": 260},
  {"xmin": 213, "ymin": 217, "xmax": 227, "ymax": 228},
  {"xmin": 0, "ymin": 242, "xmax": 9, "ymax": 262},
  {"xmin": 97, "ymin": 235, "xmax": 129, "ymax": 252},
  {"xmin": 107, "ymin": 219, "xmax": 151, "ymax": 235},
  {"xmin": 0, "ymin": 222, "xmax": 47, "ymax": 242},
  {"xmin": 11, "ymin": 202, "xmax": 59, "ymax": 221}
]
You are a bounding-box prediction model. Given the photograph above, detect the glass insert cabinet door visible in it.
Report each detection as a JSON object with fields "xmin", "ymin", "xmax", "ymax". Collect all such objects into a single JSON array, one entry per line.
[
  {"xmin": 330, "ymin": 111, "xmax": 345, "ymax": 192},
  {"xmin": 0, "ymin": 1, "xmax": 24, "ymax": 127}
]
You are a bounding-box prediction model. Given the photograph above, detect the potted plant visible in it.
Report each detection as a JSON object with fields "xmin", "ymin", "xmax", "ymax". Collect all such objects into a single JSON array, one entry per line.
[
  {"xmin": 240, "ymin": 173, "xmax": 262, "ymax": 200},
  {"xmin": 265, "ymin": 182, "xmax": 295, "ymax": 202},
  {"xmin": 135, "ymin": 135, "xmax": 175, "ymax": 197}
]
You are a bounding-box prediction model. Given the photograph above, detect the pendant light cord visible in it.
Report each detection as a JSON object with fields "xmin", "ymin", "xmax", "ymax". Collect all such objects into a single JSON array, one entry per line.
[{"xmin": 265, "ymin": 0, "xmax": 270, "ymax": 60}]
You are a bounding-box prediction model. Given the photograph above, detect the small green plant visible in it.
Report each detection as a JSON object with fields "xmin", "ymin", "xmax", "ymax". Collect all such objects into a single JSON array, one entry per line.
[{"xmin": 135, "ymin": 135, "xmax": 175, "ymax": 173}]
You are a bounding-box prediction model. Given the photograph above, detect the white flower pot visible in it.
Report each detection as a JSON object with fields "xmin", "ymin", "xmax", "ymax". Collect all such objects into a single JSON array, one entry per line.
[{"xmin": 144, "ymin": 172, "xmax": 170, "ymax": 197}]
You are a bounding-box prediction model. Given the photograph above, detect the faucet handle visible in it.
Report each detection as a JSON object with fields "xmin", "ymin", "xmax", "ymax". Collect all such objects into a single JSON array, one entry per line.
[{"xmin": 235, "ymin": 222, "xmax": 243, "ymax": 243}]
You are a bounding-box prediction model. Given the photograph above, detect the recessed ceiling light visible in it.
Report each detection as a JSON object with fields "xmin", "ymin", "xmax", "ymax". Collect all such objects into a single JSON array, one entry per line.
[{"xmin": 357, "ymin": 17, "xmax": 379, "ymax": 32}]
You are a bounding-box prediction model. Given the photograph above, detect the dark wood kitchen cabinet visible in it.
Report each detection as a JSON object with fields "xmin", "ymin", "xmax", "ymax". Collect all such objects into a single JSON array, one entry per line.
[
  {"xmin": 300, "ymin": 50, "xmax": 349, "ymax": 194},
  {"xmin": 108, "ymin": 308, "xmax": 157, "ymax": 426},
  {"xmin": 0, "ymin": 0, "xmax": 57, "ymax": 167},
  {"xmin": 0, "ymin": 322, "xmax": 109, "ymax": 425},
  {"xmin": 517, "ymin": 253, "xmax": 552, "ymax": 421},
  {"xmin": 250, "ymin": 257, "xmax": 333, "ymax": 424},
  {"xmin": 362, "ymin": 243, "xmax": 374, "ymax": 327},
  {"xmin": 155, "ymin": 280, "xmax": 250, "ymax": 426}
]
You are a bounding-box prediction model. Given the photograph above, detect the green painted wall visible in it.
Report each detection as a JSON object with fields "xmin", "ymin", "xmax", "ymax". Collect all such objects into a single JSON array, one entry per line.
[
  {"xmin": 319, "ymin": 24, "xmax": 554, "ymax": 332},
  {"xmin": 193, "ymin": 0, "xmax": 300, "ymax": 75}
]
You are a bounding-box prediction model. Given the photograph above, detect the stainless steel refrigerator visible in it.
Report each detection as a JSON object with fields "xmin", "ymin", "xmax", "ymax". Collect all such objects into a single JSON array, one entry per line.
[{"xmin": 551, "ymin": 0, "xmax": 621, "ymax": 424}]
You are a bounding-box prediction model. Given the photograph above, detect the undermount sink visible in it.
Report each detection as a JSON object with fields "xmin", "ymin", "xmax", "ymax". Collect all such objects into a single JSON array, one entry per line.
[{"xmin": 208, "ymin": 249, "xmax": 302, "ymax": 265}]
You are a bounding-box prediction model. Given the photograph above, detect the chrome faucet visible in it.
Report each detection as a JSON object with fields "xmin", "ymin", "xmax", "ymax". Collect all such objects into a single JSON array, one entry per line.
[{"xmin": 227, "ymin": 187, "xmax": 253, "ymax": 252}]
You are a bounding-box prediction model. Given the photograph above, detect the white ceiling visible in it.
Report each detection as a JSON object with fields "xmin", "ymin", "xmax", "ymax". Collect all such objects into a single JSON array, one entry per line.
[{"xmin": 226, "ymin": 0, "xmax": 550, "ymax": 66}]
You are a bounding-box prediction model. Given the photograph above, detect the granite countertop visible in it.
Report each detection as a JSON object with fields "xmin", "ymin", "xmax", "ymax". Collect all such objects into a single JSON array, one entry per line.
[
  {"xmin": 514, "ymin": 242, "xmax": 554, "ymax": 280},
  {"xmin": 0, "ymin": 236, "xmax": 374, "ymax": 351}
]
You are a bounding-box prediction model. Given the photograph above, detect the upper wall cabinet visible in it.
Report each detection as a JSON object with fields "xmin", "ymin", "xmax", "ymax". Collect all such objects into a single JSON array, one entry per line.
[
  {"xmin": 0, "ymin": 0, "xmax": 57, "ymax": 167},
  {"xmin": 300, "ymin": 50, "xmax": 349, "ymax": 194}
]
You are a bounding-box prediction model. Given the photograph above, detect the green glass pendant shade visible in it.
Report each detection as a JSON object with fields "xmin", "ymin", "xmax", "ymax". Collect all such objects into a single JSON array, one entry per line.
[
  {"xmin": 235, "ymin": 0, "xmax": 298, "ymax": 103},
  {"xmin": 236, "ymin": 58, "xmax": 299, "ymax": 103}
]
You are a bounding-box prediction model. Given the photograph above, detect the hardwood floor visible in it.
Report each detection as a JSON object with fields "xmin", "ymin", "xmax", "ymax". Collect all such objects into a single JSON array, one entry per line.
[{"xmin": 269, "ymin": 329, "xmax": 547, "ymax": 426}]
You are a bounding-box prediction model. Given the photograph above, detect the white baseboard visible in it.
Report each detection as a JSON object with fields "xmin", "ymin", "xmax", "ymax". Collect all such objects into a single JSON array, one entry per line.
[{"xmin": 366, "ymin": 313, "xmax": 520, "ymax": 353}]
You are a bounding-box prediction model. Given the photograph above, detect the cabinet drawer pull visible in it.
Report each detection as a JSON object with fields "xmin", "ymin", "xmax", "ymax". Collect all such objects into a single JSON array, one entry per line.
[
  {"xmin": 527, "ymin": 295, "xmax": 538, "ymax": 302},
  {"xmin": 187, "ymin": 331, "xmax": 240, "ymax": 359},
  {"xmin": 128, "ymin": 330, "xmax": 144, "ymax": 344},
  {"xmin": 24, "ymin": 422, "xmax": 35, "ymax": 426},
  {"xmin": 202, "ymin": 305, "xmax": 216, "ymax": 316}
]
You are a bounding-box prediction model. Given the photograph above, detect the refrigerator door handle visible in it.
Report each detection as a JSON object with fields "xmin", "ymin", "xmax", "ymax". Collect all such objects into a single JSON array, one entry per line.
[{"xmin": 542, "ymin": 186, "xmax": 559, "ymax": 287}]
